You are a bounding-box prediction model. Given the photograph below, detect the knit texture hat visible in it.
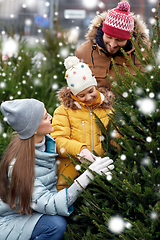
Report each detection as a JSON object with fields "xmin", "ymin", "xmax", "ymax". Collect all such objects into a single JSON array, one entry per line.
[
  {"xmin": 1, "ymin": 98, "xmax": 44, "ymax": 139},
  {"xmin": 64, "ymin": 56, "xmax": 97, "ymax": 96},
  {"xmin": 102, "ymin": 1, "xmax": 134, "ymax": 40}
]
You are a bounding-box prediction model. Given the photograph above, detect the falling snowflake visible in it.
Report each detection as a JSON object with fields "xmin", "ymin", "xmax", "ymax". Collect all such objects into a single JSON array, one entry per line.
[
  {"xmin": 60, "ymin": 47, "xmax": 69, "ymax": 58},
  {"xmin": 3, "ymin": 133, "xmax": 7, "ymax": 138},
  {"xmin": 125, "ymin": 221, "xmax": 132, "ymax": 229},
  {"xmin": 120, "ymin": 154, "xmax": 126, "ymax": 161},
  {"xmin": 150, "ymin": 211, "xmax": 158, "ymax": 220},
  {"xmin": 60, "ymin": 147, "xmax": 65, "ymax": 154},
  {"xmin": 149, "ymin": 17, "xmax": 156, "ymax": 25},
  {"xmin": 107, "ymin": 175, "xmax": 112, "ymax": 181},
  {"xmin": 2, "ymin": 37, "xmax": 18, "ymax": 56},
  {"xmin": 82, "ymin": 0, "xmax": 98, "ymax": 9},
  {"xmin": 99, "ymin": 135, "xmax": 105, "ymax": 141},
  {"xmin": 98, "ymin": 1, "xmax": 105, "ymax": 8},
  {"xmin": 135, "ymin": 87, "xmax": 143, "ymax": 95},
  {"xmin": 52, "ymin": 83, "xmax": 59, "ymax": 90},
  {"xmin": 59, "ymin": 42, "xmax": 63, "ymax": 47},
  {"xmin": 136, "ymin": 98, "xmax": 156, "ymax": 115},
  {"xmin": 141, "ymin": 156, "xmax": 151, "ymax": 166},
  {"xmin": 146, "ymin": 64, "xmax": 153, "ymax": 71},
  {"xmin": 56, "ymin": 160, "xmax": 60, "ymax": 165},
  {"xmin": 122, "ymin": 92, "xmax": 128, "ymax": 98},
  {"xmin": 0, "ymin": 82, "xmax": 6, "ymax": 89},
  {"xmin": 68, "ymin": 28, "xmax": 79, "ymax": 44},
  {"xmin": 53, "ymin": 75, "xmax": 57, "ymax": 79},
  {"xmin": 75, "ymin": 165, "xmax": 81, "ymax": 171},
  {"xmin": 33, "ymin": 78, "xmax": 41, "ymax": 86},
  {"xmin": 149, "ymin": 92, "xmax": 155, "ymax": 98},
  {"xmin": 110, "ymin": 130, "xmax": 117, "ymax": 138},
  {"xmin": 108, "ymin": 216, "xmax": 125, "ymax": 234},
  {"xmin": 146, "ymin": 136, "xmax": 152, "ymax": 142}
]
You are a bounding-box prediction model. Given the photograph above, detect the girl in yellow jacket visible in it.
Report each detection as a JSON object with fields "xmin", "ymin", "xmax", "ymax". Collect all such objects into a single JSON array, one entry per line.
[{"xmin": 51, "ymin": 56, "xmax": 114, "ymax": 191}]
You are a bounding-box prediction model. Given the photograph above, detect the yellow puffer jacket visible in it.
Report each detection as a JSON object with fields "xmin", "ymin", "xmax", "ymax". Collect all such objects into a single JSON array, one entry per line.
[{"xmin": 51, "ymin": 87, "xmax": 114, "ymax": 191}]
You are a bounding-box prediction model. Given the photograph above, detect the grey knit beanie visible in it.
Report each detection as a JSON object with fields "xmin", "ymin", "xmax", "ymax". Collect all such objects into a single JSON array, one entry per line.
[{"xmin": 0, "ymin": 98, "xmax": 44, "ymax": 139}]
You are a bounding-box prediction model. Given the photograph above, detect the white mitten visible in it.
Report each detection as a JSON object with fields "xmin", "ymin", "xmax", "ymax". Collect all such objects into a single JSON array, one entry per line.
[
  {"xmin": 78, "ymin": 148, "xmax": 96, "ymax": 164},
  {"xmin": 74, "ymin": 156, "xmax": 114, "ymax": 189}
]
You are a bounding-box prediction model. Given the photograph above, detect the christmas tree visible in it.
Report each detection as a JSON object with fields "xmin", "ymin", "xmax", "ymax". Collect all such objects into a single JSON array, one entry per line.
[
  {"xmin": 64, "ymin": 3, "xmax": 160, "ymax": 240},
  {"xmin": 0, "ymin": 25, "xmax": 75, "ymax": 158}
]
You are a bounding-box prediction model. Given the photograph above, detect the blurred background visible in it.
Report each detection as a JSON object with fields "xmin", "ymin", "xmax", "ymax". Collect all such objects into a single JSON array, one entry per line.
[
  {"xmin": 0, "ymin": 0, "xmax": 159, "ymax": 47},
  {"xmin": 0, "ymin": 0, "xmax": 159, "ymax": 155}
]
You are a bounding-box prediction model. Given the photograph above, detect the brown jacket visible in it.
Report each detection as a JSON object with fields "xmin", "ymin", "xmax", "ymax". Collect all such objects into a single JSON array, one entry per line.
[{"xmin": 75, "ymin": 11, "xmax": 150, "ymax": 89}]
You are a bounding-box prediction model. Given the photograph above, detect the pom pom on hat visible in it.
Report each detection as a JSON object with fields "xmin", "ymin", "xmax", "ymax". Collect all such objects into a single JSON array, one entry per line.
[
  {"xmin": 102, "ymin": 1, "xmax": 134, "ymax": 40},
  {"xmin": 0, "ymin": 99, "xmax": 44, "ymax": 139},
  {"xmin": 64, "ymin": 56, "xmax": 79, "ymax": 70},
  {"xmin": 117, "ymin": 1, "xmax": 130, "ymax": 11},
  {"xmin": 64, "ymin": 56, "xmax": 97, "ymax": 96}
]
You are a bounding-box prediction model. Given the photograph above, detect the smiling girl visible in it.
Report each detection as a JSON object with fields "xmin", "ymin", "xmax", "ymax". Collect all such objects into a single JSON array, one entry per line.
[{"xmin": 51, "ymin": 56, "xmax": 115, "ymax": 191}]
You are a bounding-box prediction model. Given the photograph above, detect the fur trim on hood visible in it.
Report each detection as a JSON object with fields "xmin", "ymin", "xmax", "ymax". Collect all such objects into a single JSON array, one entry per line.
[
  {"xmin": 56, "ymin": 87, "xmax": 114, "ymax": 110},
  {"xmin": 85, "ymin": 11, "xmax": 150, "ymax": 47}
]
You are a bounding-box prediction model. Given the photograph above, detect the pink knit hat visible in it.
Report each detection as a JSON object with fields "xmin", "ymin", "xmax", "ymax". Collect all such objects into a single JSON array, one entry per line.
[{"xmin": 102, "ymin": 1, "xmax": 134, "ymax": 40}]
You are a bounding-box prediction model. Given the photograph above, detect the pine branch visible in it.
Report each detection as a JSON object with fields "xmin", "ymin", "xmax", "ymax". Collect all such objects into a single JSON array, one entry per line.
[{"xmin": 119, "ymin": 48, "xmax": 149, "ymax": 82}]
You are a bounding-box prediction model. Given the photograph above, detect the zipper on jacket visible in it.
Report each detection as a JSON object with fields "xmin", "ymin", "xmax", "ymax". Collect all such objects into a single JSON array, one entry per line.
[
  {"xmin": 82, "ymin": 121, "xmax": 86, "ymax": 142},
  {"xmin": 88, "ymin": 105, "xmax": 102, "ymax": 152},
  {"xmin": 109, "ymin": 61, "xmax": 113, "ymax": 70},
  {"xmin": 91, "ymin": 43, "xmax": 96, "ymax": 68},
  {"xmin": 90, "ymin": 111, "xmax": 94, "ymax": 151}
]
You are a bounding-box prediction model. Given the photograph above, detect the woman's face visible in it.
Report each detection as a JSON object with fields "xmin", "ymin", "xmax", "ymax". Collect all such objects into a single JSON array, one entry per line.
[
  {"xmin": 35, "ymin": 109, "xmax": 53, "ymax": 140},
  {"xmin": 76, "ymin": 86, "xmax": 97, "ymax": 104}
]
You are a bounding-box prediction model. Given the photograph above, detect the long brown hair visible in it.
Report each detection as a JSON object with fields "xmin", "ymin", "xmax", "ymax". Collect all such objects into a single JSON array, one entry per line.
[{"xmin": 0, "ymin": 134, "xmax": 35, "ymax": 214}]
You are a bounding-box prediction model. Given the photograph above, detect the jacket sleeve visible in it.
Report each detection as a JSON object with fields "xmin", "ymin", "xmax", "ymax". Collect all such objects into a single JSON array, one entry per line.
[
  {"xmin": 31, "ymin": 178, "xmax": 74, "ymax": 216},
  {"xmin": 50, "ymin": 105, "xmax": 87, "ymax": 157}
]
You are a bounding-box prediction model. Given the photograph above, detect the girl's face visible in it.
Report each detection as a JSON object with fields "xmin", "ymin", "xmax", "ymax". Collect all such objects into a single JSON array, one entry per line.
[
  {"xmin": 76, "ymin": 86, "xmax": 97, "ymax": 104},
  {"xmin": 35, "ymin": 109, "xmax": 53, "ymax": 142}
]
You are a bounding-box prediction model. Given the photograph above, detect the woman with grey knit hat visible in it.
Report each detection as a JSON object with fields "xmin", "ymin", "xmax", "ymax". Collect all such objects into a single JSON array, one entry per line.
[
  {"xmin": 0, "ymin": 98, "xmax": 114, "ymax": 240},
  {"xmin": 75, "ymin": 1, "xmax": 150, "ymax": 90}
]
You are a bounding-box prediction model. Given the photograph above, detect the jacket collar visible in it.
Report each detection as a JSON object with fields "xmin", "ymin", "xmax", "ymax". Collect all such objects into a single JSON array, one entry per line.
[
  {"xmin": 35, "ymin": 135, "xmax": 58, "ymax": 167},
  {"xmin": 70, "ymin": 90, "xmax": 104, "ymax": 109},
  {"xmin": 57, "ymin": 86, "xmax": 114, "ymax": 110}
]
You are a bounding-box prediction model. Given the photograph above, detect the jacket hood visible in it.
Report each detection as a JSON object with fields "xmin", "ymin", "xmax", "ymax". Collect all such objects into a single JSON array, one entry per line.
[
  {"xmin": 56, "ymin": 86, "xmax": 114, "ymax": 110},
  {"xmin": 85, "ymin": 11, "xmax": 150, "ymax": 47}
]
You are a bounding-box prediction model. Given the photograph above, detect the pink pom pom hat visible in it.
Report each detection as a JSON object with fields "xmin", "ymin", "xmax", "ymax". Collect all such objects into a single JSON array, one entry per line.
[{"xmin": 102, "ymin": 1, "xmax": 134, "ymax": 40}]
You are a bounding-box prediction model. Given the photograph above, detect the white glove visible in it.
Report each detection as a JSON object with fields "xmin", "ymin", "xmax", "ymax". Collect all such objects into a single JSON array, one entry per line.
[
  {"xmin": 78, "ymin": 148, "xmax": 96, "ymax": 164},
  {"xmin": 74, "ymin": 156, "xmax": 114, "ymax": 189},
  {"xmin": 89, "ymin": 157, "xmax": 114, "ymax": 176}
]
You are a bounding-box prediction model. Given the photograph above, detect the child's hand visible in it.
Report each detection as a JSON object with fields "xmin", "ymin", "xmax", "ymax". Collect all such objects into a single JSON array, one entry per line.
[{"xmin": 78, "ymin": 148, "xmax": 96, "ymax": 164}]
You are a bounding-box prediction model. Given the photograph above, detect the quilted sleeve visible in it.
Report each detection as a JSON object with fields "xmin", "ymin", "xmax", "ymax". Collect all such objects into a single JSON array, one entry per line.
[{"xmin": 50, "ymin": 105, "xmax": 86, "ymax": 157}]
